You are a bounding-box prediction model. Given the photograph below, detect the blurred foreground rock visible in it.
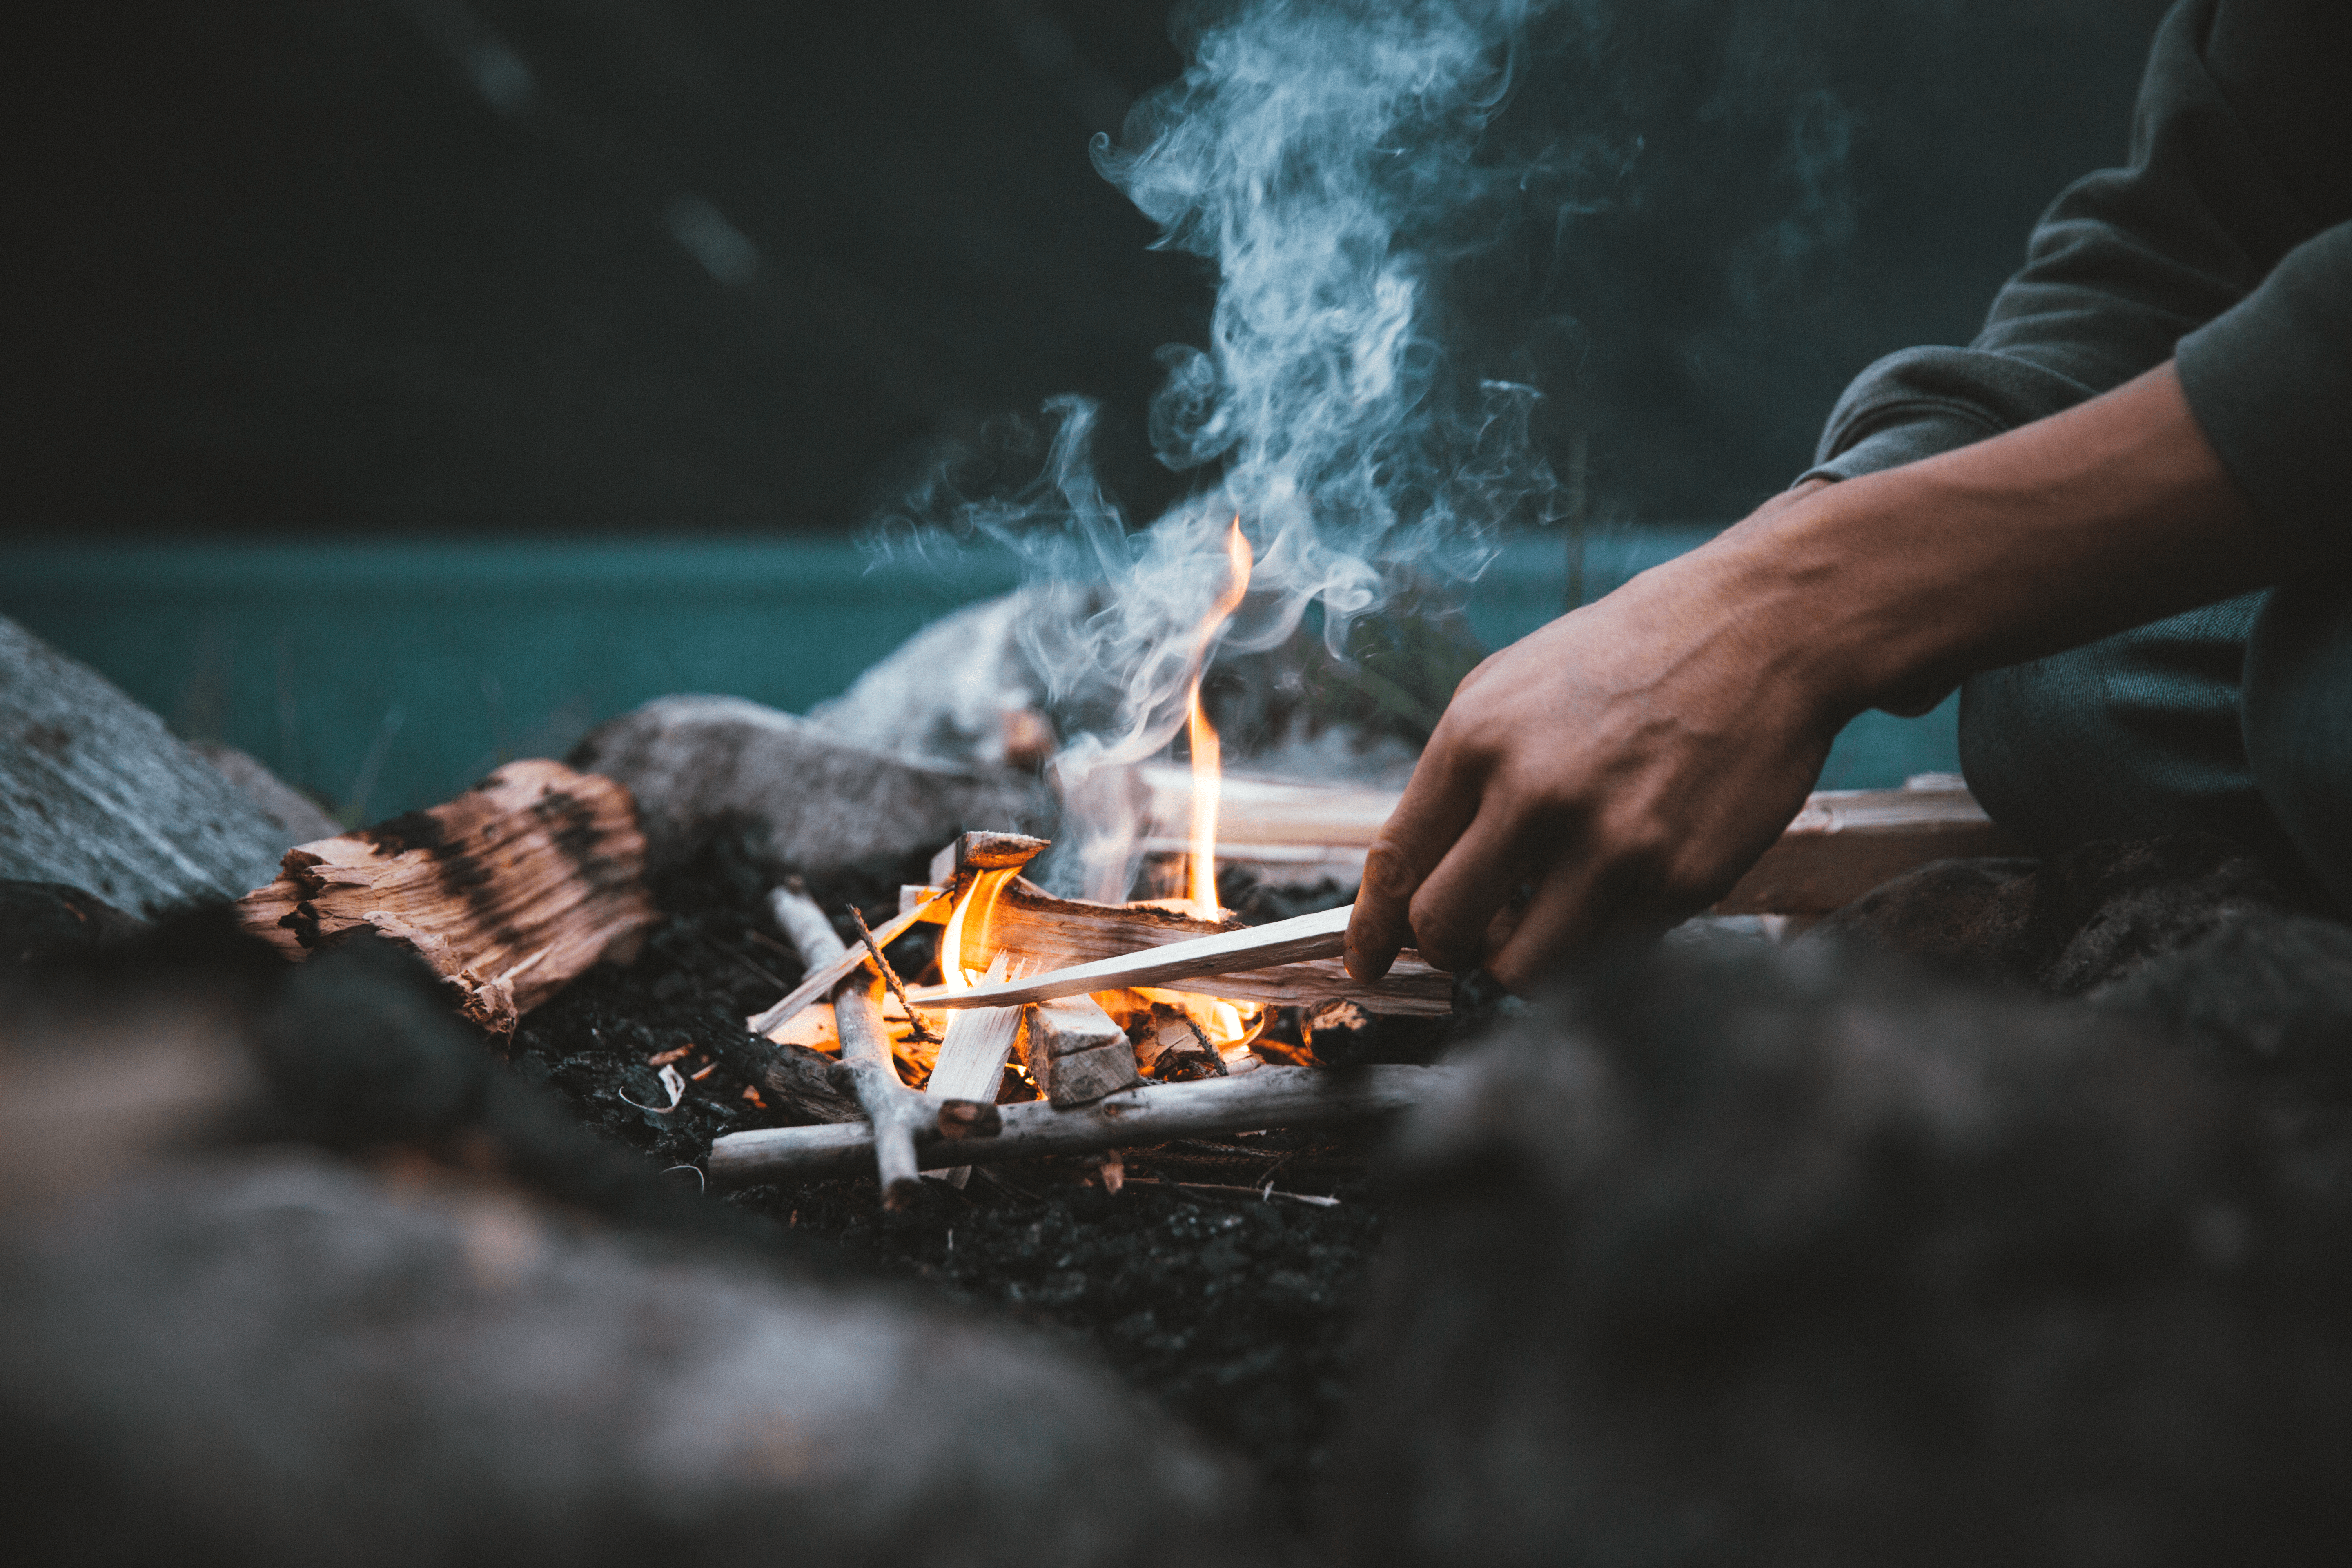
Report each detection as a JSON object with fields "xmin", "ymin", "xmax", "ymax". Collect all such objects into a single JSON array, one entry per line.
[
  {"xmin": 0, "ymin": 929, "xmax": 1265, "ymax": 1568},
  {"xmin": 572, "ymin": 696, "xmax": 1054, "ymax": 876},
  {"xmin": 0, "ymin": 617, "xmax": 295, "ymax": 912},
  {"xmin": 1808, "ymin": 832, "xmax": 2319, "ymax": 993},
  {"xmin": 1, "ymin": 1157, "xmax": 1258, "ymax": 1568},
  {"xmin": 1337, "ymin": 942, "xmax": 2352, "ymax": 1567}
]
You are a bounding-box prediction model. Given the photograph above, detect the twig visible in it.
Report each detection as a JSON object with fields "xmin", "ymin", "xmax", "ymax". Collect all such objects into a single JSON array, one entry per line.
[
  {"xmin": 707, "ymin": 1063, "xmax": 1454, "ymax": 1188},
  {"xmin": 748, "ymin": 890, "xmax": 942, "ymax": 1036},
  {"xmin": 850, "ymin": 904, "xmax": 936, "ymax": 1043}
]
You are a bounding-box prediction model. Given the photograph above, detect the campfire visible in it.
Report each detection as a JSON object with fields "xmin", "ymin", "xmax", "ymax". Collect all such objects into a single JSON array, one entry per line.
[{"xmin": 712, "ymin": 518, "xmax": 1454, "ymax": 1204}]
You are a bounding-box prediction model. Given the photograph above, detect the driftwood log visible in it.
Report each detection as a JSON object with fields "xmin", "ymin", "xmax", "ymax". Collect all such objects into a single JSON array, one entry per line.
[
  {"xmin": 1137, "ymin": 765, "xmax": 2024, "ymax": 919},
  {"xmin": 707, "ymin": 1063, "xmax": 1455, "ymax": 1187},
  {"xmin": 1711, "ymin": 775, "xmax": 2025, "ymax": 915},
  {"xmin": 235, "ymin": 760, "xmax": 658, "ymax": 1033}
]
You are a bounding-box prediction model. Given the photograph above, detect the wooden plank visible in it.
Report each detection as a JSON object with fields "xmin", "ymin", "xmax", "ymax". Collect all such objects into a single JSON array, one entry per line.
[
  {"xmin": 1141, "ymin": 764, "xmax": 2022, "ymax": 919},
  {"xmin": 1711, "ymin": 780, "xmax": 2024, "ymax": 915}
]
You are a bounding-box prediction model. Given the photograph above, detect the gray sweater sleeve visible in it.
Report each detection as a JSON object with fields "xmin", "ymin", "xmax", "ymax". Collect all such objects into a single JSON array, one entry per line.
[{"xmin": 1805, "ymin": 0, "xmax": 2350, "ymax": 552}]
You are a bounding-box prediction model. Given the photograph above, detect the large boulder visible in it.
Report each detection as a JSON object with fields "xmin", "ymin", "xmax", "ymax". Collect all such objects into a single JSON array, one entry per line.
[
  {"xmin": 0, "ymin": 617, "xmax": 295, "ymax": 913},
  {"xmin": 570, "ymin": 695, "xmax": 1054, "ymax": 876},
  {"xmin": 0, "ymin": 927, "xmax": 1265, "ymax": 1568},
  {"xmin": 1809, "ymin": 832, "xmax": 2322, "ymax": 994},
  {"xmin": 1334, "ymin": 942, "xmax": 2352, "ymax": 1567},
  {"xmin": 0, "ymin": 1155, "xmax": 1263, "ymax": 1568}
]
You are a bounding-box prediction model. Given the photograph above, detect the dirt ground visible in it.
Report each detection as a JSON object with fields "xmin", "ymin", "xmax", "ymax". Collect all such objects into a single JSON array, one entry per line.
[{"xmin": 507, "ymin": 833, "xmax": 1453, "ymax": 1515}]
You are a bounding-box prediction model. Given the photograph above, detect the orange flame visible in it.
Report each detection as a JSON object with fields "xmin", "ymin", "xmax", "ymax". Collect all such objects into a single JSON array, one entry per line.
[
  {"xmin": 938, "ymin": 868, "xmax": 1015, "ymax": 989},
  {"xmin": 1184, "ymin": 519, "xmax": 1254, "ymax": 920}
]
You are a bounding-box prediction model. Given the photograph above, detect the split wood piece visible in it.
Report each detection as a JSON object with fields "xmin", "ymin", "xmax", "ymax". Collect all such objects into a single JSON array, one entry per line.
[
  {"xmin": 746, "ymin": 896, "xmax": 939, "ymax": 1036},
  {"xmin": 1020, "ymin": 994, "xmax": 1143, "ymax": 1108},
  {"xmin": 1711, "ymin": 775, "xmax": 2025, "ymax": 915},
  {"xmin": 911, "ymin": 903, "xmax": 1400, "ymax": 1013},
  {"xmin": 706, "ymin": 1063, "xmax": 1457, "ymax": 1187},
  {"xmin": 923, "ymin": 951, "xmax": 1025, "ymax": 1188},
  {"xmin": 964, "ymin": 880, "xmax": 1452, "ymax": 1014},
  {"xmin": 928, "ymin": 830, "xmax": 1052, "ymax": 890},
  {"xmin": 234, "ymin": 760, "xmax": 658, "ymax": 1035}
]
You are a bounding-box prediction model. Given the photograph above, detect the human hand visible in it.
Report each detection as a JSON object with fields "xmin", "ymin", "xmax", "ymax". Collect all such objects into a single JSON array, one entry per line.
[{"xmin": 1344, "ymin": 483, "xmax": 1849, "ymax": 991}]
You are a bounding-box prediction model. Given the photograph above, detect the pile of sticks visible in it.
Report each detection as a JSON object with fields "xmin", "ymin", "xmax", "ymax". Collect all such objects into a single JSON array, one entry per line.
[{"xmin": 708, "ymin": 831, "xmax": 1454, "ymax": 1203}]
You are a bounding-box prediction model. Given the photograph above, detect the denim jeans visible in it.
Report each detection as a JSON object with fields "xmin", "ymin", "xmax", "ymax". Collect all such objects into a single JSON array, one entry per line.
[{"xmin": 1959, "ymin": 583, "xmax": 2352, "ymax": 909}]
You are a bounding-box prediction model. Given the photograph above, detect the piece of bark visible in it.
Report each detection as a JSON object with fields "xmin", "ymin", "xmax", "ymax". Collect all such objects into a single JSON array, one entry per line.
[
  {"xmin": 188, "ymin": 742, "xmax": 341, "ymax": 846},
  {"xmin": 949, "ymin": 881, "xmax": 1452, "ymax": 1014},
  {"xmin": 0, "ymin": 617, "xmax": 296, "ymax": 914},
  {"xmin": 234, "ymin": 760, "xmax": 658, "ymax": 1035},
  {"xmin": 569, "ymin": 696, "xmax": 1054, "ymax": 875},
  {"xmin": 707, "ymin": 1063, "xmax": 1456, "ymax": 1186}
]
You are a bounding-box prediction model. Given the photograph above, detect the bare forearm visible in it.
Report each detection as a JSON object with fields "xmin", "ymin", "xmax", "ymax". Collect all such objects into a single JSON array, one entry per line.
[
  {"xmin": 1344, "ymin": 360, "xmax": 2281, "ymax": 991},
  {"xmin": 1712, "ymin": 362, "xmax": 2273, "ymax": 719}
]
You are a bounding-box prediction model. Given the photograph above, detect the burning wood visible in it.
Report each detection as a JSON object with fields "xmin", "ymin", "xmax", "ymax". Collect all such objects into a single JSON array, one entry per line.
[
  {"xmin": 234, "ymin": 760, "xmax": 658, "ymax": 1035},
  {"xmin": 707, "ymin": 1063, "xmax": 1455, "ymax": 1188},
  {"xmin": 1020, "ymin": 993, "xmax": 1145, "ymax": 1107},
  {"xmin": 909, "ymin": 903, "xmax": 1363, "ymax": 1011}
]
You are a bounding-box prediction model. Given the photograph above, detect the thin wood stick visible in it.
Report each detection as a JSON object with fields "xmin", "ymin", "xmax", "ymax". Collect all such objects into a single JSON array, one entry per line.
[
  {"xmin": 706, "ymin": 1062, "xmax": 1455, "ymax": 1187},
  {"xmin": 827, "ymin": 974, "xmax": 927, "ymax": 1208},
  {"xmin": 749, "ymin": 893, "xmax": 943, "ymax": 1036},
  {"xmin": 849, "ymin": 904, "xmax": 935, "ymax": 1043},
  {"xmin": 906, "ymin": 904, "xmax": 1356, "ymax": 1011}
]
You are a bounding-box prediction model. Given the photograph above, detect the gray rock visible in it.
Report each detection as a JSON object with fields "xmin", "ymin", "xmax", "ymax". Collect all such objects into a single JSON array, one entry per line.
[
  {"xmin": 188, "ymin": 741, "xmax": 341, "ymax": 846},
  {"xmin": 1810, "ymin": 833, "xmax": 2317, "ymax": 996},
  {"xmin": 1336, "ymin": 942, "xmax": 2352, "ymax": 1567},
  {"xmin": 808, "ymin": 587, "xmax": 1096, "ymax": 768},
  {"xmin": 570, "ymin": 695, "xmax": 1054, "ymax": 876},
  {"xmin": 0, "ymin": 617, "xmax": 294, "ymax": 913},
  {"xmin": 0, "ymin": 1154, "xmax": 1263, "ymax": 1568},
  {"xmin": 2095, "ymin": 910, "xmax": 2352, "ymax": 1102}
]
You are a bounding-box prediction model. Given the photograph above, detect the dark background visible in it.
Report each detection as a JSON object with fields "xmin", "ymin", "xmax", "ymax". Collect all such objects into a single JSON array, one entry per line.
[{"xmin": 9, "ymin": 0, "xmax": 2176, "ymax": 538}]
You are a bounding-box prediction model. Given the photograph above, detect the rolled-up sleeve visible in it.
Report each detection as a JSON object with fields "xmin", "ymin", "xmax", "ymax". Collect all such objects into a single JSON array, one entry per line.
[
  {"xmin": 1804, "ymin": 0, "xmax": 2341, "ymax": 541},
  {"xmin": 2176, "ymin": 221, "xmax": 2352, "ymax": 549}
]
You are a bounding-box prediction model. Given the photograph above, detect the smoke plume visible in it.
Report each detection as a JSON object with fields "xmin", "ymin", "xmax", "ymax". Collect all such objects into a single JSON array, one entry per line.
[{"xmin": 879, "ymin": 0, "xmax": 1580, "ymax": 897}]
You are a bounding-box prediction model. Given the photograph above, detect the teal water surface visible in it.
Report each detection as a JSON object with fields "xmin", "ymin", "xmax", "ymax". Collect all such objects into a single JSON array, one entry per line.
[{"xmin": 0, "ymin": 532, "xmax": 1955, "ymax": 821}]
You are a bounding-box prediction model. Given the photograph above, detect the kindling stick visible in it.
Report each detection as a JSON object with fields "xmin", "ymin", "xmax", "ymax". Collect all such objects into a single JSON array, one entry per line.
[
  {"xmin": 706, "ymin": 1063, "xmax": 1456, "ymax": 1187},
  {"xmin": 748, "ymin": 893, "xmax": 943, "ymax": 1036},
  {"xmin": 906, "ymin": 904, "xmax": 1356, "ymax": 1011}
]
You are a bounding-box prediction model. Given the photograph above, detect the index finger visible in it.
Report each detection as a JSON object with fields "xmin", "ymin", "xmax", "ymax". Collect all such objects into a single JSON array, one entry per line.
[{"xmin": 1346, "ymin": 750, "xmax": 1480, "ymax": 980}]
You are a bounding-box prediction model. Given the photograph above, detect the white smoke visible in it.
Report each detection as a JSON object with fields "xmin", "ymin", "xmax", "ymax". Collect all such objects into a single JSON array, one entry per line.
[{"xmin": 880, "ymin": 0, "xmax": 1572, "ymax": 898}]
